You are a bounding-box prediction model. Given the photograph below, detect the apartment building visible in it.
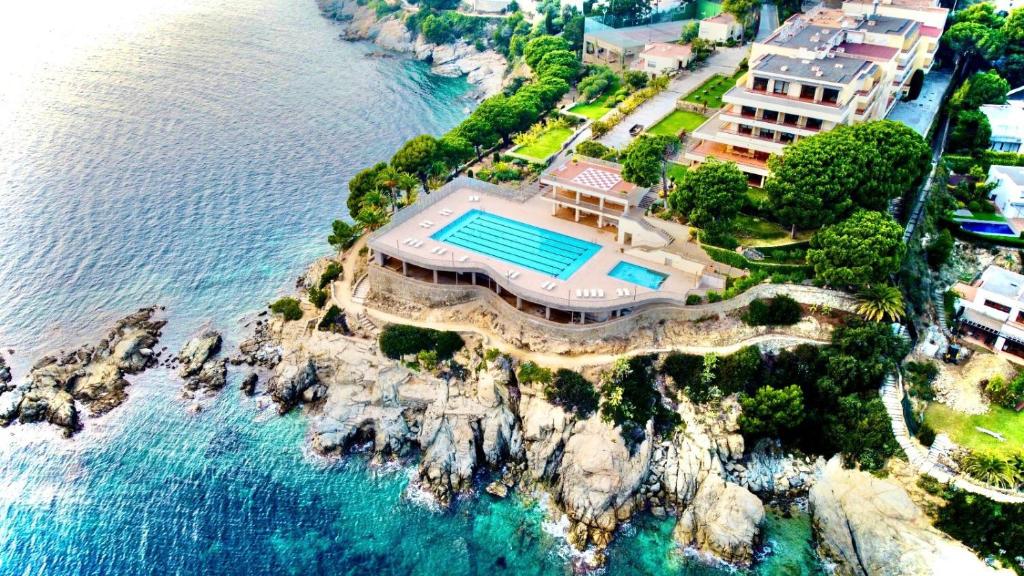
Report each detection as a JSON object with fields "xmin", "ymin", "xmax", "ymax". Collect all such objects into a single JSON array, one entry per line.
[
  {"xmin": 954, "ymin": 265, "xmax": 1024, "ymax": 360},
  {"xmin": 685, "ymin": 1, "xmax": 946, "ymax": 187}
]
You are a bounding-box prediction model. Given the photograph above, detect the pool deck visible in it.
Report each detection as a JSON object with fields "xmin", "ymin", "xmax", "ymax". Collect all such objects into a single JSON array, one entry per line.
[{"xmin": 369, "ymin": 184, "xmax": 712, "ymax": 311}]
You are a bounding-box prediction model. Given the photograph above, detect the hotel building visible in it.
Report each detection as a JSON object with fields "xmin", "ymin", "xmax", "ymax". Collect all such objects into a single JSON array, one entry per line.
[{"xmin": 685, "ymin": 1, "xmax": 947, "ymax": 186}]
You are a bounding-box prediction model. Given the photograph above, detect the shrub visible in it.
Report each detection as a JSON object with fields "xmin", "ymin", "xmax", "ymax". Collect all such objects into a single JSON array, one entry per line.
[
  {"xmin": 599, "ymin": 356, "xmax": 664, "ymax": 448},
  {"xmin": 417, "ymin": 349, "xmax": 439, "ymax": 370},
  {"xmin": 319, "ymin": 262, "xmax": 343, "ymax": 289},
  {"xmin": 984, "ymin": 373, "xmax": 1024, "ymax": 409},
  {"xmin": 916, "ymin": 422, "xmax": 936, "ymax": 447},
  {"xmin": 545, "ymin": 369, "xmax": 599, "ymax": 417},
  {"xmin": 307, "ymin": 286, "xmax": 328, "ymax": 309},
  {"xmin": 905, "ymin": 361, "xmax": 938, "ymax": 401},
  {"xmin": 706, "ymin": 291, "xmax": 722, "ymax": 303},
  {"xmin": 739, "ymin": 385, "xmax": 805, "ymax": 438},
  {"xmin": 318, "ymin": 305, "xmax": 344, "ymax": 331},
  {"xmin": 270, "ymin": 297, "xmax": 303, "ymax": 321},
  {"xmin": 743, "ymin": 295, "xmax": 802, "ymax": 326},
  {"xmin": 936, "ymin": 488, "xmax": 1024, "ymax": 571},
  {"xmin": 517, "ymin": 361, "xmax": 553, "ymax": 386},
  {"xmin": 484, "ymin": 348, "xmax": 501, "ymax": 362},
  {"xmin": 926, "ymin": 229, "xmax": 955, "ymax": 269},
  {"xmin": 661, "ymin": 352, "xmax": 702, "ymax": 398},
  {"xmin": 378, "ymin": 324, "xmax": 464, "ymax": 359},
  {"xmin": 686, "ymin": 294, "xmax": 703, "ymax": 305}
]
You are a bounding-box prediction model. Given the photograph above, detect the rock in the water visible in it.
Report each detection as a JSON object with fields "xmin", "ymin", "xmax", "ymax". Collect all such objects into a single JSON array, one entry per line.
[
  {"xmin": 177, "ymin": 331, "xmax": 222, "ymax": 378},
  {"xmin": 0, "ymin": 354, "xmax": 11, "ymax": 387},
  {"xmin": 240, "ymin": 372, "xmax": 258, "ymax": 395},
  {"xmin": 809, "ymin": 457, "xmax": 1011, "ymax": 576},
  {"xmin": 485, "ymin": 480, "xmax": 509, "ymax": 498},
  {"xmin": 267, "ymin": 357, "xmax": 318, "ymax": 413},
  {"xmin": 674, "ymin": 474, "xmax": 764, "ymax": 564}
]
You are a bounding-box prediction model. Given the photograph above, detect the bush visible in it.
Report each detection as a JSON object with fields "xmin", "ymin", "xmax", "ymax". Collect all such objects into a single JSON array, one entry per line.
[
  {"xmin": 417, "ymin": 349, "xmax": 439, "ymax": 370},
  {"xmin": 935, "ymin": 488, "xmax": 1024, "ymax": 571},
  {"xmin": 378, "ymin": 324, "xmax": 465, "ymax": 360},
  {"xmin": 905, "ymin": 361, "xmax": 938, "ymax": 401},
  {"xmin": 517, "ymin": 361, "xmax": 553, "ymax": 386},
  {"xmin": 739, "ymin": 385, "xmax": 805, "ymax": 438},
  {"xmin": 307, "ymin": 286, "xmax": 328, "ymax": 309},
  {"xmin": 318, "ymin": 305, "xmax": 344, "ymax": 332},
  {"xmin": 686, "ymin": 294, "xmax": 703, "ymax": 305},
  {"xmin": 926, "ymin": 229, "xmax": 955, "ymax": 269},
  {"xmin": 575, "ymin": 140, "xmax": 615, "ymax": 160},
  {"xmin": 706, "ymin": 291, "xmax": 722, "ymax": 303},
  {"xmin": 743, "ymin": 295, "xmax": 802, "ymax": 326},
  {"xmin": 270, "ymin": 297, "xmax": 303, "ymax": 321},
  {"xmin": 319, "ymin": 262, "xmax": 343, "ymax": 289},
  {"xmin": 984, "ymin": 373, "xmax": 1024, "ymax": 409},
  {"xmin": 661, "ymin": 352, "xmax": 702, "ymax": 399},
  {"xmin": 916, "ymin": 422, "xmax": 936, "ymax": 447},
  {"xmin": 545, "ymin": 369, "xmax": 599, "ymax": 417}
]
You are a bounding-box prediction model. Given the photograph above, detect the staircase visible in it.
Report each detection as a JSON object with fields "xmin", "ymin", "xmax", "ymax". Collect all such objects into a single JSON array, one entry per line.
[
  {"xmin": 639, "ymin": 190, "xmax": 661, "ymax": 210},
  {"xmin": 352, "ymin": 274, "xmax": 370, "ymax": 305},
  {"xmin": 356, "ymin": 311, "xmax": 379, "ymax": 337}
]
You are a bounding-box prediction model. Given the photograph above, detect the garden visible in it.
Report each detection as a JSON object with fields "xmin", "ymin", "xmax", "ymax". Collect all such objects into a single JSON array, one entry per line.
[
  {"xmin": 681, "ymin": 69, "xmax": 745, "ymax": 109},
  {"xmin": 509, "ymin": 116, "xmax": 578, "ymax": 162},
  {"xmin": 645, "ymin": 109, "xmax": 707, "ymax": 138}
]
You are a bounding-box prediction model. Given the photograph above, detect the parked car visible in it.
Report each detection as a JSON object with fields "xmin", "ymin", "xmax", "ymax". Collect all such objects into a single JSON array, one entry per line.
[{"xmin": 629, "ymin": 124, "xmax": 644, "ymax": 136}]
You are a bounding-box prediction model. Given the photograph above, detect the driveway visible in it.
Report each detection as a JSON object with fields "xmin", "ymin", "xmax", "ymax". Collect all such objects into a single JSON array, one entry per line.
[
  {"xmin": 597, "ymin": 46, "xmax": 748, "ymax": 149},
  {"xmin": 756, "ymin": 2, "xmax": 779, "ymax": 41}
]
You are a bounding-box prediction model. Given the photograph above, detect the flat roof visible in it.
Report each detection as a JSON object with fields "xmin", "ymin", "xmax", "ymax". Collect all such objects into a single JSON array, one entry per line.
[
  {"xmin": 836, "ymin": 41, "xmax": 899, "ymax": 60},
  {"xmin": 766, "ymin": 23, "xmax": 843, "ymax": 51},
  {"xmin": 585, "ymin": 19, "xmax": 688, "ymax": 49},
  {"xmin": 543, "ymin": 156, "xmax": 642, "ymax": 197},
  {"xmin": 920, "ymin": 25, "xmax": 942, "ymax": 37},
  {"xmin": 849, "ymin": 14, "xmax": 916, "ymax": 36},
  {"xmin": 752, "ymin": 52, "xmax": 872, "ymax": 84},
  {"xmin": 979, "ymin": 265, "xmax": 1024, "ymax": 300},
  {"xmin": 981, "ymin": 102, "xmax": 1024, "ymax": 142},
  {"xmin": 704, "ymin": 12, "xmax": 737, "ymax": 25},
  {"xmin": 992, "ymin": 165, "xmax": 1024, "ymax": 187},
  {"xmin": 642, "ymin": 42, "xmax": 693, "ymax": 59}
]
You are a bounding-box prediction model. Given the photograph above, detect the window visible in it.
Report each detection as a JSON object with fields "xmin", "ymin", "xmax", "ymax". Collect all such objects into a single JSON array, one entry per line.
[
  {"xmin": 772, "ymin": 80, "xmax": 790, "ymax": 94},
  {"xmin": 762, "ymin": 110, "xmax": 779, "ymax": 122},
  {"xmin": 752, "ymin": 77, "xmax": 769, "ymax": 91},
  {"xmin": 822, "ymin": 88, "xmax": 840, "ymax": 104},
  {"xmin": 741, "ymin": 106, "xmax": 757, "ymax": 118},
  {"xmin": 783, "ymin": 113, "xmax": 800, "ymax": 126},
  {"xmin": 738, "ymin": 124, "xmax": 754, "ymax": 135},
  {"xmin": 985, "ymin": 299, "xmax": 1012, "ymax": 313},
  {"xmin": 585, "ymin": 42, "xmax": 595, "ymax": 54},
  {"xmin": 805, "ymin": 118, "xmax": 823, "ymax": 130},
  {"xmin": 759, "ymin": 128, "xmax": 776, "ymax": 140},
  {"xmin": 1016, "ymin": 311, "xmax": 1024, "ymax": 324},
  {"xmin": 779, "ymin": 132, "xmax": 795, "ymax": 144},
  {"xmin": 800, "ymin": 84, "xmax": 816, "ymax": 100}
]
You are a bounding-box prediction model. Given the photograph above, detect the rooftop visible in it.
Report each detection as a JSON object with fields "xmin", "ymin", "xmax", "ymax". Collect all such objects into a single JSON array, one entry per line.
[
  {"xmin": 981, "ymin": 102, "xmax": 1024, "ymax": 142},
  {"xmin": 847, "ymin": 14, "xmax": 917, "ymax": 36},
  {"xmin": 584, "ymin": 19, "xmax": 688, "ymax": 50},
  {"xmin": 542, "ymin": 156, "xmax": 643, "ymax": 198},
  {"xmin": 836, "ymin": 41, "xmax": 899, "ymax": 61},
  {"xmin": 704, "ymin": 12, "xmax": 737, "ymax": 25},
  {"xmin": 920, "ymin": 25, "xmax": 942, "ymax": 38},
  {"xmin": 641, "ymin": 42, "xmax": 693, "ymax": 59},
  {"xmin": 991, "ymin": 165, "xmax": 1024, "ymax": 187},
  {"xmin": 978, "ymin": 265, "xmax": 1024, "ymax": 301},
  {"xmin": 752, "ymin": 52, "xmax": 872, "ymax": 84},
  {"xmin": 766, "ymin": 23, "xmax": 843, "ymax": 51}
]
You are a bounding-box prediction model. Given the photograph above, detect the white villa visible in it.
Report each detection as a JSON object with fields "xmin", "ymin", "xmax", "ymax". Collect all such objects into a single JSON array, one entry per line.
[
  {"xmin": 636, "ymin": 42, "xmax": 695, "ymax": 74},
  {"xmin": 954, "ymin": 265, "xmax": 1024, "ymax": 360},
  {"xmin": 981, "ymin": 101, "xmax": 1024, "ymax": 154},
  {"xmin": 988, "ymin": 165, "xmax": 1024, "ymax": 219},
  {"xmin": 699, "ymin": 13, "xmax": 744, "ymax": 44}
]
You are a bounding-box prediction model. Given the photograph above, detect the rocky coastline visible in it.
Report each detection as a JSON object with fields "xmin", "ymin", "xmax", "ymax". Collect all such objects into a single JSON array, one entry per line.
[
  {"xmin": 316, "ymin": 0, "xmax": 508, "ymax": 98},
  {"xmin": 0, "ymin": 307, "xmax": 166, "ymax": 437}
]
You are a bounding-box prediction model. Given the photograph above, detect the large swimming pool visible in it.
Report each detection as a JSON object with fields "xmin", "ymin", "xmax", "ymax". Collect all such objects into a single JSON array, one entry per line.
[
  {"xmin": 960, "ymin": 221, "xmax": 1018, "ymax": 237},
  {"xmin": 432, "ymin": 209, "xmax": 600, "ymax": 280},
  {"xmin": 608, "ymin": 261, "xmax": 668, "ymax": 290}
]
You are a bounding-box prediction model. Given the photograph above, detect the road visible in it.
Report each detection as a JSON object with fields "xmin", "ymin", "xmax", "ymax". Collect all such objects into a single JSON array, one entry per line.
[
  {"xmin": 755, "ymin": 2, "xmax": 779, "ymax": 42},
  {"xmin": 596, "ymin": 46, "xmax": 747, "ymax": 149}
]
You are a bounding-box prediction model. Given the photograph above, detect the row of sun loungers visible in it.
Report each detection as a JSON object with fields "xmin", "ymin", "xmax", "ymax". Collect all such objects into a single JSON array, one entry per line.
[
  {"xmin": 430, "ymin": 246, "xmax": 447, "ymax": 255},
  {"xmin": 540, "ymin": 280, "xmax": 558, "ymax": 291},
  {"xmin": 419, "ymin": 219, "xmax": 435, "ymax": 228},
  {"xmin": 402, "ymin": 238, "xmax": 424, "ymax": 248},
  {"xmin": 439, "ymin": 208, "xmax": 453, "ymax": 216},
  {"xmin": 575, "ymin": 289, "xmax": 605, "ymax": 298},
  {"xmin": 615, "ymin": 288, "xmax": 633, "ymax": 297},
  {"xmin": 468, "ymin": 195, "xmax": 481, "ymax": 202}
]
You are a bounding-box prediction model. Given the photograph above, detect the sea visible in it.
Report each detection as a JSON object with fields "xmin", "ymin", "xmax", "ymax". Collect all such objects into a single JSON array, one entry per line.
[{"xmin": 0, "ymin": 0, "xmax": 824, "ymax": 573}]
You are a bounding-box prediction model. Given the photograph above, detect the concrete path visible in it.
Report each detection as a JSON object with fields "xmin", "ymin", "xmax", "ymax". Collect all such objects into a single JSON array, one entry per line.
[
  {"xmin": 756, "ymin": 2, "xmax": 779, "ymax": 42},
  {"xmin": 597, "ymin": 46, "xmax": 748, "ymax": 149},
  {"xmin": 887, "ymin": 71, "xmax": 953, "ymax": 138}
]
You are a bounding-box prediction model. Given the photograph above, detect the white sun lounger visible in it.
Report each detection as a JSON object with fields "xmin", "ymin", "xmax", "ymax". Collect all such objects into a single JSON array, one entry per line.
[
  {"xmin": 575, "ymin": 289, "xmax": 582, "ymax": 298},
  {"xmin": 597, "ymin": 289, "xmax": 605, "ymax": 298},
  {"xmin": 437, "ymin": 248, "xmax": 446, "ymax": 255},
  {"xmin": 546, "ymin": 283, "xmax": 556, "ymax": 291},
  {"xmin": 583, "ymin": 289, "xmax": 591, "ymax": 298},
  {"xmin": 413, "ymin": 240, "xmax": 424, "ymax": 247},
  {"xmin": 458, "ymin": 255, "xmax": 469, "ymax": 262}
]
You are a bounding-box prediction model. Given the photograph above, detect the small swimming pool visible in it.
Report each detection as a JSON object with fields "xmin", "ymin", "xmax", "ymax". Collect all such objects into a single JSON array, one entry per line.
[
  {"xmin": 431, "ymin": 209, "xmax": 600, "ymax": 280},
  {"xmin": 608, "ymin": 261, "xmax": 667, "ymax": 290},
  {"xmin": 960, "ymin": 221, "xmax": 1018, "ymax": 237}
]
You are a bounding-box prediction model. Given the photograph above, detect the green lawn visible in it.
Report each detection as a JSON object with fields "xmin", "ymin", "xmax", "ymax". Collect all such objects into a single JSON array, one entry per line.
[
  {"xmin": 952, "ymin": 211, "xmax": 1007, "ymax": 222},
  {"xmin": 513, "ymin": 127, "xmax": 574, "ymax": 161},
  {"xmin": 925, "ymin": 403, "xmax": 1024, "ymax": 458},
  {"xmin": 683, "ymin": 69, "xmax": 746, "ymax": 109},
  {"xmin": 666, "ymin": 162, "xmax": 688, "ymax": 185},
  {"xmin": 569, "ymin": 92, "xmax": 616, "ymax": 121},
  {"xmin": 647, "ymin": 109, "xmax": 707, "ymax": 137},
  {"xmin": 745, "ymin": 187, "xmax": 770, "ymax": 206},
  {"xmin": 734, "ymin": 213, "xmax": 788, "ymax": 241}
]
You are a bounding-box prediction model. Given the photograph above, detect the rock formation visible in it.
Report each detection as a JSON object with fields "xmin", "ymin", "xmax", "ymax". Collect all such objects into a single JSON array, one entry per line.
[
  {"xmin": 674, "ymin": 474, "xmax": 764, "ymax": 564},
  {"xmin": 0, "ymin": 354, "xmax": 11, "ymax": 387},
  {"xmin": 178, "ymin": 330, "xmax": 226, "ymax": 393},
  {"xmin": 0, "ymin": 308, "xmax": 165, "ymax": 436},
  {"xmin": 809, "ymin": 458, "xmax": 1012, "ymax": 576}
]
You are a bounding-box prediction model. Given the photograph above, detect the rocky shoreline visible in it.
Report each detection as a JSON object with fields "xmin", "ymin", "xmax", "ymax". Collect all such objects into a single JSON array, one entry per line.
[{"xmin": 316, "ymin": 0, "xmax": 508, "ymax": 98}]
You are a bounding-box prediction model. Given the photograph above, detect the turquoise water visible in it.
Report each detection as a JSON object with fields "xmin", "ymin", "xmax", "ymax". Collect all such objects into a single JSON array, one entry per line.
[
  {"xmin": 0, "ymin": 0, "xmax": 824, "ymax": 572},
  {"xmin": 608, "ymin": 261, "xmax": 668, "ymax": 290},
  {"xmin": 431, "ymin": 209, "xmax": 600, "ymax": 280},
  {"xmin": 959, "ymin": 221, "xmax": 1018, "ymax": 236}
]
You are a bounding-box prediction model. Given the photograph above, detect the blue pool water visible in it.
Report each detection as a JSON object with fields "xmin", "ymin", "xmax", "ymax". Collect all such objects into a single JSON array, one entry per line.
[
  {"xmin": 609, "ymin": 261, "xmax": 668, "ymax": 290},
  {"xmin": 432, "ymin": 209, "xmax": 601, "ymax": 280},
  {"xmin": 960, "ymin": 221, "xmax": 1018, "ymax": 236}
]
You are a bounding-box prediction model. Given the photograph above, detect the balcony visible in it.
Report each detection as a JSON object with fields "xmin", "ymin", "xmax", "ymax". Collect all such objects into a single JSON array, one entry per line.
[
  {"xmin": 685, "ymin": 140, "xmax": 770, "ymax": 176},
  {"xmin": 723, "ymin": 86, "xmax": 852, "ymax": 124}
]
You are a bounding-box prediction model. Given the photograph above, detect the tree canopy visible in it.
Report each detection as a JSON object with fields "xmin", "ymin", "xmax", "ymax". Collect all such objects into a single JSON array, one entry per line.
[
  {"xmin": 948, "ymin": 109, "xmax": 992, "ymax": 153},
  {"xmin": 849, "ymin": 120, "xmax": 931, "ymax": 204},
  {"xmin": 951, "ymin": 70, "xmax": 1010, "ymax": 111},
  {"xmin": 391, "ymin": 135, "xmax": 441, "ymax": 192},
  {"xmin": 523, "ymin": 35, "xmax": 571, "ymax": 70},
  {"xmin": 621, "ymin": 136, "xmax": 664, "ymax": 187},
  {"xmin": 347, "ymin": 162, "xmax": 388, "ymax": 216},
  {"xmin": 739, "ymin": 385, "xmax": 804, "ymax": 438},
  {"xmin": 669, "ymin": 159, "xmax": 746, "ymax": 241},
  {"xmin": 806, "ymin": 209, "xmax": 906, "ymax": 290}
]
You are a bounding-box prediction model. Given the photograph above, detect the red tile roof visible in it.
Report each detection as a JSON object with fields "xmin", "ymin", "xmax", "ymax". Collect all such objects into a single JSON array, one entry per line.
[
  {"xmin": 920, "ymin": 25, "xmax": 942, "ymax": 37},
  {"xmin": 837, "ymin": 42, "xmax": 899, "ymax": 60}
]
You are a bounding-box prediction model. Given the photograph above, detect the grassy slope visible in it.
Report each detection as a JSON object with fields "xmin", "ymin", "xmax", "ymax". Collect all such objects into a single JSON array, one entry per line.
[
  {"xmin": 514, "ymin": 127, "xmax": 574, "ymax": 160},
  {"xmin": 926, "ymin": 403, "xmax": 1024, "ymax": 457},
  {"xmin": 647, "ymin": 110, "xmax": 707, "ymax": 137}
]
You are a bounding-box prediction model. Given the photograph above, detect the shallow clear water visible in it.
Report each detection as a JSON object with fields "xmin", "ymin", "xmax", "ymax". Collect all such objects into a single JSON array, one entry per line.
[
  {"xmin": 607, "ymin": 261, "xmax": 667, "ymax": 290},
  {"xmin": 0, "ymin": 0, "xmax": 824, "ymax": 573}
]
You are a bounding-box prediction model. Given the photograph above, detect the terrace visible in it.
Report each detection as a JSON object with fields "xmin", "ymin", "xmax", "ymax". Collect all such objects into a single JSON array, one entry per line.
[{"xmin": 366, "ymin": 179, "xmax": 725, "ymax": 324}]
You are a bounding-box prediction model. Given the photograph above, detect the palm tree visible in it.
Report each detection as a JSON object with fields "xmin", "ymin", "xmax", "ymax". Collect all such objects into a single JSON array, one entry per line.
[
  {"xmin": 375, "ymin": 167, "xmax": 418, "ymax": 212},
  {"xmin": 856, "ymin": 284, "xmax": 905, "ymax": 323},
  {"xmin": 963, "ymin": 452, "xmax": 1020, "ymax": 489}
]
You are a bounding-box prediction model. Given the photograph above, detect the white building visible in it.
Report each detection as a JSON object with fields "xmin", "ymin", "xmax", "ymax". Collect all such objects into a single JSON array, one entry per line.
[
  {"xmin": 699, "ymin": 13, "xmax": 743, "ymax": 43},
  {"xmin": 981, "ymin": 101, "xmax": 1024, "ymax": 153},
  {"xmin": 988, "ymin": 165, "xmax": 1024, "ymax": 218},
  {"xmin": 636, "ymin": 42, "xmax": 694, "ymax": 74},
  {"xmin": 954, "ymin": 265, "xmax": 1024, "ymax": 360}
]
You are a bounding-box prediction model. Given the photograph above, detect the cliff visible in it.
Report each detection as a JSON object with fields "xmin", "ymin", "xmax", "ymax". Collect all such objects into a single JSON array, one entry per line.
[{"xmin": 317, "ymin": 0, "xmax": 507, "ymax": 98}]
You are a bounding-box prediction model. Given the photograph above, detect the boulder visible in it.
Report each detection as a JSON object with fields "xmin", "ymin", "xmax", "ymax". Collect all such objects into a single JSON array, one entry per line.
[
  {"xmin": 240, "ymin": 372, "xmax": 258, "ymax": 395},
  {"xmin": 674, "ymin": 474, "xmax": 764, "ymax": 564},
  {"xmin": 520, "ymin": 394, "xmax": 573, "ymax": 480},
  {"xmin": 268, "ymin": 357, "xmax": 318, "ymax": 413},
  {"xmin": 177, "ymin": 331, "xmax": 222, "ymax": 378},
  {"xmin": 809, "ymin": 457, "xmax": 1011, "ymax": 576},
  {"xmin": 0, "ymin": 355, "xmax": 11, "ymax": 387}
]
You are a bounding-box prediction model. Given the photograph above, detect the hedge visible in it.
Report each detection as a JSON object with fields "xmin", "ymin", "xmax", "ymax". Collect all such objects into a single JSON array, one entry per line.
[
  {"xmin": 702, "ymin": 244, "xmax": 813, "ymax": 275},
  {"xmin": 378, "ymin": 324, "xmax": 465, "ymax": 360},
  {"xmin": 743, "ymin": 295, "xmax": 802, "ymax": 326},
  {"xmin": 944, "ymin": 151, "xmax": 1024, "ymax": 175}
]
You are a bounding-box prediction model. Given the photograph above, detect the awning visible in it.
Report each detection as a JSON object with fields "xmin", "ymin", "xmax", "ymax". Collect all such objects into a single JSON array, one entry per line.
[{"xmin": 961, "ymin": 310, "xmax": 1003, "ymax": 334}]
